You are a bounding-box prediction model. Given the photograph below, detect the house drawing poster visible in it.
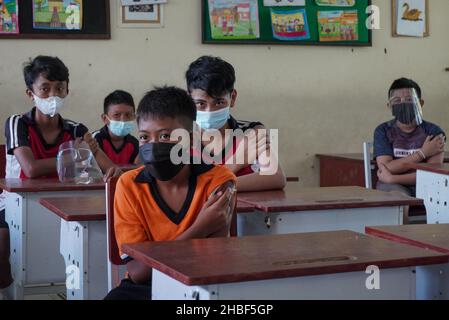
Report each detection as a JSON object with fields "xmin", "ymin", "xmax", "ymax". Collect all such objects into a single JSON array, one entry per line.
[
  {"xmin": 33, "ymin": 0, "xmax": 83, "ymax": 31},
  {"xmin": 208, "ymin": 0, "xmax": 260, "ymax": 40}
]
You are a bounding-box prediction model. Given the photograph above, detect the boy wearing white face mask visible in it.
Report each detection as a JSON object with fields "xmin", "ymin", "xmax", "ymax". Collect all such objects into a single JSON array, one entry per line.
[
  {"xmin": 93, "ymin": 90, "xmax": 140, "ymax": 166},
  {"xmin": 4, "ymin": 56, "xmax": 120, "ymax": 180},
  {"xmin": 186, "ymin": 56, "xmax": 286, "ymax": 192}
]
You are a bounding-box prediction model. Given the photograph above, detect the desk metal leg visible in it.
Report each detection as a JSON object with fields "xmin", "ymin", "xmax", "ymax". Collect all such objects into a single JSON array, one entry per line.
[
  {"xmin": 416, "ymin": 170, "xmax": 449, "ymax": 224},
  {"xmin": 60, "ymin": 220, "xmax": 108, "ymax": 300},
  {"xmin": 416, "ymin": 263, "xmax": 449, "ymax": 300},
  {"xmin": 237, "ymin": 206, "xmax": 403, "ymax": 236},
  {"xmin": 152, "ymin": 267, "xmax": 416, "ymax": 300}
]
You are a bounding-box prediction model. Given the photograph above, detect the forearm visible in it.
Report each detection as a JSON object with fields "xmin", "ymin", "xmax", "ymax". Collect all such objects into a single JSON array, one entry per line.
[
  {"xmin": 390, "ymin": 172, "xmax": 416, "ymax": 186},
  {"xmin": 236, "ymin": 167, "xmax": 286, "ymax": 192},
  {"xmin": 384, "ymin": 153, "xmax": 423, "ymax": 174},
  {"xmin": 427, "ymin": 152, "xmax": 444, "ymax": 164},
  {"xmin": 126, "ymin": 260, "xmax": 151, "ymax": 285},
  {"xmin": 20, "ymin": 158, "xmax": 57, "ymax": 178},
  {"xmin": 93, "ymin": 149, "xmax": 118, "ymax": 174}
]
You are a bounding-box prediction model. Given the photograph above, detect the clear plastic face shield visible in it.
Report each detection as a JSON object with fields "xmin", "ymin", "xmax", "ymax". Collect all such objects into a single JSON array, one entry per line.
[{"xmin": 388, "ymin": 88, "xmax": 423, "ymax": 126}]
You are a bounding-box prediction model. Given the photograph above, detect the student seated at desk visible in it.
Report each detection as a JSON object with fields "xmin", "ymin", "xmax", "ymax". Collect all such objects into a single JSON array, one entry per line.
[
  {"xmin": 105, "ymin": 87, "xmax": 236, "ymax": 300},
  {"xmin": 185, "ymin": 56, "xmax": 286, "ymax": 192},
  {"xmin": 1, "ymin": 56, "xmax": 120, "ymax": 298},
  {"xmin": 4, "ymin": 55, "xmax": 120, "ymax": 180},
  {"xmin": 93, "ymin": 90, "xmax": 140, "ymax": 166},
  {"xmin": 374, "ymin": 78, "xmax": 446, "ymax": 219}
]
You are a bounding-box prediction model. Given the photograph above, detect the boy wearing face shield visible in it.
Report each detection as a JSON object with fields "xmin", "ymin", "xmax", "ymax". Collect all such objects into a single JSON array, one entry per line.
[
  {"xmin": 186, "ymin": 56, "xmax": 286, "ymax": 192},
  {"xmin": 93, "ymin": 90, "xmax": 140, "ymax": 166},
  {"xmin": 373, "ymin": 78, "xmax": 446, "ymax": 221},
  {"xmin": 105, "ymin": 87, "xmax": 236, "ymax": 300},
  {"xmin": 1, "ymin": 56, "xmax": 120, "ymax": 298}
]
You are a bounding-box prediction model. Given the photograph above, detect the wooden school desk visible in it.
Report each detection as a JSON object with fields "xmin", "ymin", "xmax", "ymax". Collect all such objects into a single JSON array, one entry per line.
[
  {"xmin": 408, "ymin": 163, "xmax": 449, "ymax": 224},
  {"xmin": 0, "ymin": 178, "xmax": 104, "ymax": 300},
  {"xmin": 122, "ymin": 230, "xmax": 448, "ymax": 300},
  {"xmin": 33, "ymin": 196, "xmax": 256, "ymax": 300},
  {"xmin": 39, "ymin": 196, "xmax": 107, "ymax": 300},
  {"xmin": 366, "ymin": 224, "xmax": 449, "ymax": 300},
  {"xmin": 317, "ymin": 152, "xmax": 449, "ymax": 187},
  {"xmin": 236, "ymin": 185, "xmax": 422, "ymax": 236}
]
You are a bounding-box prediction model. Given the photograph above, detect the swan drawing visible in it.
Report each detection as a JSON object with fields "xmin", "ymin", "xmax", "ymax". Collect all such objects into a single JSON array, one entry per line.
[{"xmin": 402, "ymin": 2, "xmax": 423, "ymax": 21}]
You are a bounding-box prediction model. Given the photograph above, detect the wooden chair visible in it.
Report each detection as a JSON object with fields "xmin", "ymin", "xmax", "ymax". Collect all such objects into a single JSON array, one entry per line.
[{"xmin": 105, "ymin": 177, "xmax": 126, "ymax": 291}]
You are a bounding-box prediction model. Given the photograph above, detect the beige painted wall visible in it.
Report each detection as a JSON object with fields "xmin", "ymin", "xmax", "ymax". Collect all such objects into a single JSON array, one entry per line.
[{"xmin": 0, "ymin": 0, "xmax": 448, "ymax": 186}]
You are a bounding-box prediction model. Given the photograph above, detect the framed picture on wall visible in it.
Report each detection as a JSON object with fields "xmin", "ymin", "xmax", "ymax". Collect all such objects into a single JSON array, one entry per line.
[
  {"xmin": 118, "ymin": 0, "xmax": 164, "ymax": 28},
  {"xmin": 0, "ymin": 0, "xmax": 110, "ymax": 39},
  {"xmin": 392, "ymin": 0, "xmax": 429, "ymax": 37}
]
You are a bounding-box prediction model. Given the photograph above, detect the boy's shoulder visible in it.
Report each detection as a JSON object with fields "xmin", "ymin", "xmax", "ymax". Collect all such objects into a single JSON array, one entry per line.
[
  {"xmin": 420, "ymin": 120, "xmax": 445, "ymax": 135},
  {"xmin": 118, "ymin": 166, "xmax": 145, "ymax": 185},
  {"xmin": 196, "ymin": 164, "xmax": 236, "ymax": 186},
  {"xmin": 374, "ymin": 120, "xmax": 395, "ymax": 133},
  {"xmin": 229, "ymin": 116, "xmax": 264, "ymax": 132}
]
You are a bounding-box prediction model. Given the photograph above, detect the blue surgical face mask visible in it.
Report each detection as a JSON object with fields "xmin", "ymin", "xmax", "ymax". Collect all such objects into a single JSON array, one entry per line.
[
  {"xmin": 196, "ymin": 107, "xmax": 231, "ymax": 130},
  {"xmin": 107, "ymin": 118, "xmax": 136, "ymax": 137}
]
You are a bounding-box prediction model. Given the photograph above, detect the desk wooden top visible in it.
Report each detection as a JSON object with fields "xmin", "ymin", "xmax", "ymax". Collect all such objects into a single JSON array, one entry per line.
[
  {"xmin": 39, "ymin": 196, "xmax": 106, "ymax": 221},
  {"xmin": 122, "ymin": 230, "xmax": 448, "ymax": 286},
  {"xmin": 0, "ymin": 178, "xmax": 105, "ymax": 193},
  {"xmin": 408, "ymin": 163, "xmax": 449, "ymax": 176},
  {"xmin": 366, "ymin": 224, "xmax": 449, "ymax": 254},
  {"xmin": 317, "ymin": 152, "xmax": 449, "ymax": 163},
  {"xmin": 237, "ymin": 185, "xmax": 422, "ymax": 213},
  {"xmin": 236, "ymin": 200, "xmax": 254, "ymax": 213}
]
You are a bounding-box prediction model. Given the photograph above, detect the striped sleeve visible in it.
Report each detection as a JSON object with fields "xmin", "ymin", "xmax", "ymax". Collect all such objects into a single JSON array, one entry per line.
[{"xmin": 4, "ymin": 115, "xmax": 29, "ymax": 155}]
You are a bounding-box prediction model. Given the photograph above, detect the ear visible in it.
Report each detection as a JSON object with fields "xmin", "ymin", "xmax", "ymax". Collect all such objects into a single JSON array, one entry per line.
[
  {"xmin": 26, "ymin": 89, "xmax": 34, "ymax": 100},
  {"xmin": 101, "ymin": 114, "xmax": 109, "ymax": 125},
  {"xmin": 230, "ymin": 89, "xmax": 237, "ymax": 109},
  {"xmin": 420, "ymin": 99, "xmax": 425, "ymax": 108}
]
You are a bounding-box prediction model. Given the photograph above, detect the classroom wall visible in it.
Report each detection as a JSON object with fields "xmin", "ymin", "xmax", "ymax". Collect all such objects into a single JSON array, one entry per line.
[{"xmin": 1, "ymin": 0, "xmax": 448, "ymax": 186}]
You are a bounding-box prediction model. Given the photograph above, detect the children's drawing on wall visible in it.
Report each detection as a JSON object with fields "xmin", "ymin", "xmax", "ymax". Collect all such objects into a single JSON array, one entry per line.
[
  {"xmin": 264, "ymin": 0, "xmax": 305, "ymax": 6},
  {"xmin": 208, "ymin": 0, "xmax": 260, "ymax": 39},
  {"xmin": 318, "ymin": 10, "xmax": 358, "ymax": 41},
  {"xmin": 394, "ymin": 0, "xmax": 427, "ymax": 37},
  {"xmin": 271, "ymin": 8, "xmax": 310, "ymax": 41},
  {"xmin": 316, "ymin": 0, "xmax": 355, "ymax": 6},
  {"xmin": 0, "ymin": 0, "xmax": 19, "ymax": 34},
  {"xmin": 33, "ymin": 0, "xmax": 83, "ymax": 30}
]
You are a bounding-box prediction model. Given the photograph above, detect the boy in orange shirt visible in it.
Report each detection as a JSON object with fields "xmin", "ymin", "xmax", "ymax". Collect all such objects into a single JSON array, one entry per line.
[{"xmin": 105, "ymin": 86, "xmax": 236, "ymax": 300}]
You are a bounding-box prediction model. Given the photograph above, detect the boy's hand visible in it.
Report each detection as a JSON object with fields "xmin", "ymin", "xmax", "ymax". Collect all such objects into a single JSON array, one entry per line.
[
  {"xmin": 233, "ymin": 129, "xmax": 269, "ymax": 167},
  {"xmin": 421, "ymin": 135, "xmax": 445, "ymax": 158},
  {"xmin": 377, "ymin": 163, "xmax": 395, "ymax": 184},
  {"xmin": 103, "ymin": 166, "xmax": 123, "ymax": 182},
  {"xmin": 83, "ymin": 132, "xmax": 100, "ymax": 156},
  {"xmin": 194, "ymin": 187, "xmax": 235, "ymax": 237}
]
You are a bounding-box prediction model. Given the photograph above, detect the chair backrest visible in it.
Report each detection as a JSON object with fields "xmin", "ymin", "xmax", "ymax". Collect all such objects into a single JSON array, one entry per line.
[
  {"xmin": 363, "ymin": 141, "xmax": 374, "ymax": 189},
  {"xmin": 106, "ymin": 177, "xmax": 127, "ymax": 291},
  {"xmin": 106, "ymin": 176, "xmax": 124, "ymax": 265},
  {"xmin": 0, "ymin": 144, "xmax": 5, "ymax": 179}
]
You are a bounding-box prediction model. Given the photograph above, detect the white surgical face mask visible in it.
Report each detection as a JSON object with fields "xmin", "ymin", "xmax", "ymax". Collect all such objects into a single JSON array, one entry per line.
[{"xmin": 33, "ymin": 94, "xmax": 65, "ymax": 117}]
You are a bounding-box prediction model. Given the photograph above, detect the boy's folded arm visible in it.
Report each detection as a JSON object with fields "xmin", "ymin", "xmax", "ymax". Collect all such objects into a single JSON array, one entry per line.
[
  {"xmin": 13, "ymin": 146, "xmax": 57, "ymax": 178},
  {"xmin": 427, "ymin": 150, "xmax": 445, "ymax": 164},
  {"xmin": 389, "ymin": 172, "xmax": 416, "ymax": 186},
  {"xmin": 377, "ymin": 154, "xmax": 422, "ymax": 175},
  {"xmin": 236, "ymin": 164, "xmax": 286, "ymax": 192}
]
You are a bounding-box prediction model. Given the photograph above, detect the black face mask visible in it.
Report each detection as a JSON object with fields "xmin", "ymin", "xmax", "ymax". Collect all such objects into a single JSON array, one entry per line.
[
  {"xmin": 139, "ymin": 142, "xmax": 185, "ymax": 181},
  {"xmin": 392, "ymin": 103, "xmax": 417, "ymax": 125}
]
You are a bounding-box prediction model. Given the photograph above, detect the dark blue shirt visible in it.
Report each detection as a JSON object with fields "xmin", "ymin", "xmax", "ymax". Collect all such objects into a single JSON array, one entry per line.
[{"xmin": 374, "ymin": 120, "xmax": 445, "ymax": 160}]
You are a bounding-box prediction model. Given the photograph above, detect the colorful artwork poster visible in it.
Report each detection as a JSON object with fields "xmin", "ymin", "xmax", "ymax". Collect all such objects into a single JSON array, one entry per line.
[
  {"xmin": 33, "ymin": 0, "xmax": 83, "ymax": 30},
  {"xmin": 318, "ymin": 10, "xmax": 358, "ymax": 42},
  {"xmin": 0, "ymin": 0, "xmax": 19, "ymax": 34},
  {"xmin": 316, "ymin": 0, "xmax": 355, "ymax": 6},
  {"xmin": 208, "ymin": 0, "xmax": 260, "ymax": 40},
  {"xmin": 264, "ymin": 0, "xmax": 305, "ymax": 6},
  {"xmin": 271, "ymin": 8, "xmax": 310, "ymax": 41}
]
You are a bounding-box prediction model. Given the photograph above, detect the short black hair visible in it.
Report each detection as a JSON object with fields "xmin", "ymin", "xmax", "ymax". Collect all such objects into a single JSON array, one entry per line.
[
  {"xmin": 186, "ymin": 56, "xmax": 235, "ymax": 98},
  {"xmin": 104, "ymin": 90, "xmax": 135, "ymax": 114},
  {"xmin": 137, "ymin": 86, "xmax": 196, "ymax": 130},
  {"xmin": 389, "ymin": 78, "xmax": 422, "ymax": 99},
  {"xmin": 23, "ymin": 56, "xmax": 69, "ymax": 90}
]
